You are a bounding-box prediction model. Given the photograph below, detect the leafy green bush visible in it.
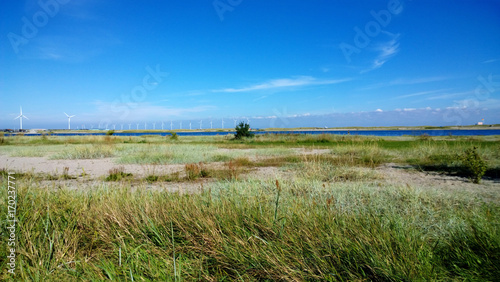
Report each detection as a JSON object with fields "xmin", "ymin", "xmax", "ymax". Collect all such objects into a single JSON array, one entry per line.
[
  {"xmin": 145, "ymin": 175, "xmax": 159, "ymax": 182},
  {"xmin": 234, "ymin": 122, "xmax": 254, "ymax": 140},
  {"xmin": 106, "ymin": 130, "xmax": 115, "ymax": 136},
  {"xmin": 170, "ymin": 132, "xmax": 178, "ymax": 140},
  {"xmin": 461, "ymin": 147, "xmax": 487, "ymax": 184},
  {"xmin": 105, "ymin": 167, "xmax": 132, "ymax": 181}
]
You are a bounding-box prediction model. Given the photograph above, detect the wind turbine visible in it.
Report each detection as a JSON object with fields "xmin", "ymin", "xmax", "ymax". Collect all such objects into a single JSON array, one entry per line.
[
  {"xmin": 128, "ymin": 124, "xmax": 131, "ymax": 130},
  {"xmin": 64, "ymin": 112, "xmax": 75, "ymax": 130},
  {"xmin": 113, "ymin": 124, "xmax": 116, "ymax": 130},
  {"xmin": 170, "ymin": 121, "xmax": 173, "ymax": 130},
  {"xmin": 153, "ymin": 122, "xmax": 156, "ymax": 130},
  {"xmin": 144, "ymin": 122, "xmax": 147, "ymax": 129},
  {"xmin": 210, "ymin": 120, "xmax": 213, "ymax": 129},
  {"xmin": 121, "ymin": 124, "xmax": 124, "ymax": 130},
  {"xmin": 180, "ymin": 121, "xmax": 182, "ymax": 129},
  {"xmin": 14, "ymin": 106, "xmax": 28, "ymax": 130},
  {"xmin": 136, "ymin": 123, "xmax": 139, "ymax": 130},
  {"xmin": 189, "ymin": 121, "xmax": 192, "ymax": 130},
  {"xmin": 222, "ymin": 118, "xmax": 224, "ymax": 129},
  {"xmin": 161, "ymin": 121, "xmax": 164, "ymax": 130},
  {"xmin": 199, "ymin": 120, "xmax": 202, "ymax": 129},
  {"xmin": 234, "ymin": 119, "xmax": 237, "ymax": 127}
]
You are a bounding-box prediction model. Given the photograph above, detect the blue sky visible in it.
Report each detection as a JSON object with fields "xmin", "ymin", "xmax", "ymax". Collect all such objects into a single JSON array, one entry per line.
[{"xmin": 1, "ymin": 0, "xmax": 499, "ymax": 129}]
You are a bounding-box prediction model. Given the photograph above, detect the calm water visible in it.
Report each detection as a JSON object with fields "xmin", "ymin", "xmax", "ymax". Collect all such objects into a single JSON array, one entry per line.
[{"xmin": 8, "ymin": 129, "xmax": 500, "ymax": 137}]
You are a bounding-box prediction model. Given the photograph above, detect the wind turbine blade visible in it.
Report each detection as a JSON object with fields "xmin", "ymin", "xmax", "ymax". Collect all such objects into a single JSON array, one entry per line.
[{"xmin": 64, "ymin": 112, "xmax": 69, "ymax": 117}]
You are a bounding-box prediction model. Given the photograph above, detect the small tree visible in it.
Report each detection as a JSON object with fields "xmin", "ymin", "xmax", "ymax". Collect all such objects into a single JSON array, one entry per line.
[
  {"xmin": 461, "ymin": 146, "xmax": 487, "ymax": 184},
  {"xmin": 234, "ymin": 122, "xmax": 254, "ymax": 140}
]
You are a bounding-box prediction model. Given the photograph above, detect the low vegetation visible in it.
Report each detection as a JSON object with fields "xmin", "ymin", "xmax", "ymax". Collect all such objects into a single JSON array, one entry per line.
[
  {"xmin": 234, "ymin": 121, "xmax": 254, "ymax": 139},
  {"xmin": 461, "ymin": 146, "xmax": 487, "ymax": 183},
  {"xmin": 0, "ymin": 133, "xmax": 499, "ymax": 280}
]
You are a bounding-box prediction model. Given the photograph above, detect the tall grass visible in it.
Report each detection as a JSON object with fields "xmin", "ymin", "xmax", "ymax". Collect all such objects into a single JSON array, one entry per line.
[
  {"xmin": 1, "ymin": 177, "xmax": 498, "ymax": 280},
  {"xmin": 116, "ymin": 144, "xmax": 296, "ymax": 165},
  {"xmin": 51, "ymin": 144, "xmax": 115, "ymax": 159}
]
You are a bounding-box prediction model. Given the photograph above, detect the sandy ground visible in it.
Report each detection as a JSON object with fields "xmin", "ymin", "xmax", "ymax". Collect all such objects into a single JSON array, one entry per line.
[
  {"xmin": 0, "ymin": 148, "xmax": 329, "ymax": 178},
  {"xmin": 1, "ymin": 152, "xmax": 499, "ymax": 200}
]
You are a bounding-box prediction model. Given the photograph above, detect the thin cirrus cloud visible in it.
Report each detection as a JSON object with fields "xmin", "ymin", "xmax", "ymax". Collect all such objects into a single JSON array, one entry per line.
[
  {"xmin": 359, "ymin": 76, "xmax": 451, "ymax": 91},
  {"xmin": 213, "ymin": 76, "xmax": 351, "ymax": 93},
  {"xmin": 361, "ymin": 35, "xmax": 400, "ymax": 73},
  {"xmin": 393, "ymin": 89, "xmax": 451, "ymax": 100}
]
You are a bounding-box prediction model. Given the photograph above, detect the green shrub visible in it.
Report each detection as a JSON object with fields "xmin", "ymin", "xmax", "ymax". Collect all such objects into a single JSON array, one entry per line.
[
  {"xmin": 145, "ymin": 175, "xmax": 159, "ymax": 182},
  {"xmin": 461, "ymin": 147, "xmax": 487, "ymax": 184},
  {"xmin": 234, "ymin": 122, "xmax": 254, "ymax": 140},
  {"xmin": 106, "ymin": 130, "xmax": 115, "ymax": 136},
  {"xmin": 105, "ymin": 167, "xmax": 132, "ymax": 181},
  {"xmin": 170, "ymin": 132, "xmax": 178, "ymax": 140}
]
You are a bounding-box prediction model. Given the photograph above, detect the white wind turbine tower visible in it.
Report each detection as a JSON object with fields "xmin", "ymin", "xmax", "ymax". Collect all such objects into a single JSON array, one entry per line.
[
  {"xmin": 199, "ymin": 120, "xmax": 202, "ymax": 129},
  {"xmin": 210, "ymin": 120, "xmax": 213, "ymax": 129},
  {"xmin": 136, "ymin": 123, "xmax": 139, "ymax": 130},
  {"xmin": 161, "ymin": 121, "xmax": 164, "ymax": 130},
  {"xmin": 170, "ymin": 121, "xmax": 173, "ymax": 130},
  {"xmin": 180, "ymin": 121, "xmax": 182, "ymax": 129},
  {"xmin": 113, "ymin": 124, "xmax": 116, "ymax": 130},
  {"xmin": 189, "ymin": 121, "xmax": 192, "ymax": 130},
  {"xmin": 121, "ymin": 124, "xmax": 124, "ymax": 130},
  {"xmin": 153, "ymin": 122, "xmax": 156, "ymax": 130},
  {"xmin": 128, "ymin": 124, "xmax": 131, "ymax": 130},
  {"xmin": 144, "ymin": 122, "xmax": 147, "ymax": 129},
  {"xmin": 233, "ymin": 119, "xmax": 237, "ymax": 127},
  {"xmin": 64, "ymin": 112, "xmax": 75, "ymax": 130},
  {"xmin": 14, "ymin": 106, "xmax": 28, "ymax": 130},
  {"xmin": 221, "ymin": 118, "xmax": 224, "ymax": 129}
]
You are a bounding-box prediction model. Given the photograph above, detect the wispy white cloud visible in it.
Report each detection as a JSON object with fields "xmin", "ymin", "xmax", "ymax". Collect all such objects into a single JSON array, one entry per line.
[
  {"xmin": 213, "ymin": 76, "xmax": 351, "ymax": 93},
  {"xmin": 482, "ymin": 58, "xmax": 499, "ymax": 64},
  {"xmin": 393, "ymin": 89, "xmax": 451, "ymax": 99},
  {"xmin": 424, "ymin": 91, "xmax": 473, "ymax": 100},
  {"xmin": 361, "ymin": 34, "xmax": 400, "ymax": 73},
  {"xmin": 360, "ymin": 76, "xmax": 451, "ymax": 91}
]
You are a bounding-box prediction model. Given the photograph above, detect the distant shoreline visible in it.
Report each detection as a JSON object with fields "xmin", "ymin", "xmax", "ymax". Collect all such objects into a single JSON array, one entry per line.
[{"xmin": 5, "ymin": 124, "xmax": 500, "ymax": 134}]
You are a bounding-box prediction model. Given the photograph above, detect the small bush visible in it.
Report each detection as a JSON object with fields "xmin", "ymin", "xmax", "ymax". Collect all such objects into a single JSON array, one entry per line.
[
  {"xmin": 105, "ymin": 167, "xmax": 132, "ymax": 181},
  {"xmin": 461, "ymin": 147, "xmax": 487, "ymax": 184},
  {"xmin": 185, "ymin": 163, "xmax": 203, "ymax": 180},
  {"xmin": 106, "ymin": 130, "xmax": 115, "ymax": 136},
  {"xmin": 145, "ymin": 175, "xmax": 159, "ymax": 182},
  {"xmin": 234, "ymin": 122, "xmax": 254, "ymax": 140},
  {"xmin": 170, "ymin": 132, "xmax": 178, "ymax": 140}
]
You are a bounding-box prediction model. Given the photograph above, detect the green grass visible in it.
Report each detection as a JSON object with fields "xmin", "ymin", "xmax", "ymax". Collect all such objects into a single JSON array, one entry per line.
[
  {"xmin": 1, "ymin": 176, "xmax": 498, "ymax": 280},
  {"xmin": 0, "ymin": 134, "xmax": 499, "ymax": 279},
  {"xmin": 51, "ymin": 144, "xmax": 115, "ymax": 159},
  {"xmin": 115, "ymin": 144, "xmax": 296, "ymax": 165}
]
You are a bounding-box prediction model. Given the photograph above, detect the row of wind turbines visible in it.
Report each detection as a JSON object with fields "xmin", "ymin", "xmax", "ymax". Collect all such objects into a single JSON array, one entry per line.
[
  {"xmin": 13, "ymin": 107, "xmax": 76, "ymax": 130},
  {"xmin": 13, "ymin": 107, "xmax": 250, "ymax": 130}
]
